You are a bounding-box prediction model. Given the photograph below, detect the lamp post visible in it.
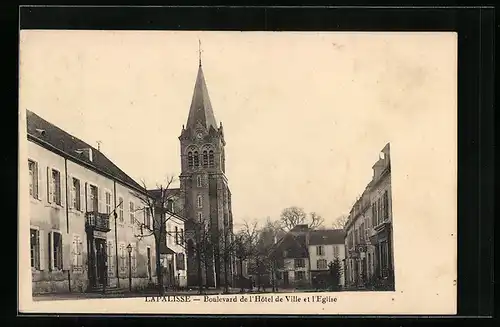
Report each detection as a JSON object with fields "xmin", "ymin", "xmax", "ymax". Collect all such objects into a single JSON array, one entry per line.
[{"xmin": 127, "ymin": 244, "xmax": 132, "ymax": 292}]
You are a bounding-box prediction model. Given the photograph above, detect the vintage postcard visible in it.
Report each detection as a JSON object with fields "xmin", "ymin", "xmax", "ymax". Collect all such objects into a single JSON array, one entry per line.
[{"xmin": 18, "ymin": 30, "xmax": 457, "ymax": 315}]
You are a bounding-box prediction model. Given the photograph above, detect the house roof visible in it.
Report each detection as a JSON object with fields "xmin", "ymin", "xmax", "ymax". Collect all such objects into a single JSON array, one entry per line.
[
  {"xmin": 270, "ymin": 233, "xmax": 309, "ymax": 259},
  {"xmin": 186, "ymin": 65, "xmax": 218, "ymax": 131},
  {"xmin": 308, "ymin": 229, "xmax": 346, "ymax": 246},
  {"xmin": 26, "ymin": 110, "xmax": 145, "ymax": 193},
  {"xmin": 159, "ymin": 244, "xmax": 176, "ymax": 255},
  {"xmin": 147, "ymin": 188, "xmax": 180, "ymax": 200}
]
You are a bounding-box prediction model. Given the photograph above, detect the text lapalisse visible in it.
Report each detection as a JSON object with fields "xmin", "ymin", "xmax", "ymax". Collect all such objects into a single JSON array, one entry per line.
[{"xmin": 145, "ymin": 296, "xmax": 191, "ymax": 302}]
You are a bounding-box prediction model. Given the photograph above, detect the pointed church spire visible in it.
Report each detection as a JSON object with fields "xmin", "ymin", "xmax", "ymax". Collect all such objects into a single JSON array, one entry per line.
[
  {"xmin": 198, "ymin": 38, "xmax": 202, "ymax": 67},
  {"xmin": 186, "ymin": 55, "xmax": 218, "ymax": 131}
]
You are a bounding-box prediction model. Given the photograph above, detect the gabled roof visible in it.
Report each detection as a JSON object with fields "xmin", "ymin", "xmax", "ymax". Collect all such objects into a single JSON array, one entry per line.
[
  {"xmin": 270, "ymin": 233, "xmax": 309, "ymax": 259},
  {"xmin": 26, "ymin": 110, "xmax": 144, "ymax": 193},
  {"xmin": 186, "ymin": 65, "xmax": 218, "ymax": 131},
  {"xmin": 308, "ymin": 229, "xmax": 346, "ymax": 246}
]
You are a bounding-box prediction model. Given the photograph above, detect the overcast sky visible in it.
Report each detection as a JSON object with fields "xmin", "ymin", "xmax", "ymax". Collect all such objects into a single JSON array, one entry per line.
[{"xmin": 19, "ymin": 31, "xmax": 456, "ymax": 229}]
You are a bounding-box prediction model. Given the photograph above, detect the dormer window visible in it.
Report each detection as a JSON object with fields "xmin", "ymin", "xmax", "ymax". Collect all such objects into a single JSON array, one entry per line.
[{"xmin": 75, "ymin": 148, "xmax": 93, "ymax": 162}]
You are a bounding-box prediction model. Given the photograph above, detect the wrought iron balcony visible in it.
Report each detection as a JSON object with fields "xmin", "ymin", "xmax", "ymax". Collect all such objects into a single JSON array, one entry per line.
[{"xmin": 85, "ymin": 211, "xmax": 111, "ymax": 232}]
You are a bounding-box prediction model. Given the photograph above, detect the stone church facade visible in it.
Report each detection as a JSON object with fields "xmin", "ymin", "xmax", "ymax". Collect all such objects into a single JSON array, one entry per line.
[{"xmin": 177, "ymin": 62, "xmax": 235, "ymax": 289}]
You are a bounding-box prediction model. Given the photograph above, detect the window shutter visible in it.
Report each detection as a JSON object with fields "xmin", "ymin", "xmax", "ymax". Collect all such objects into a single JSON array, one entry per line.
[
  {"xmin": 46, "ymin": 167, "xmax": 52, "ymax": 203},
  {"xmin": 80, "ymin": 182, "xmax": 85, "ymax": 212},
  {"xmin": 35, "ymin": 163, "xmax": 41, "ymax": 200},
  {"xmin": 98, "ymin": 187, "xmax": 103, "ymax": 213},
  {"xmin": 39, "ymin": 230, "xmax": 46, "ymax": 271},
  {"xmin": 72, "ymin": 236, "xmax": 78, "ymax": 266},
  {"xmin": 60, "ymin": 173, "xmax": 65, "ymax": 208},
  {"xmin": 86, "ymin": 183, "xmax": 90, "ymax": 211},
  {"xmin": 35, "ymin": 230, "xmax": 41, "ymax": 270},
  {"xmin": 67, "ymin": 175, "xmax": 73, "ymax": 210},
  {"xmin": 58, "ymin": 234, "xmax": 64, "ymax": 270},
  {"xmin": 48, "ymin": 232, "xmax": 53, "ymax": 271}
]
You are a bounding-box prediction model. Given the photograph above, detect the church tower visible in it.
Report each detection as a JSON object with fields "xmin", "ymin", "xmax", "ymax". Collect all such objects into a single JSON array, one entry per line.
[{"xmin": 179, "ymin": 54, "xmax": 234, "ymax": 288}]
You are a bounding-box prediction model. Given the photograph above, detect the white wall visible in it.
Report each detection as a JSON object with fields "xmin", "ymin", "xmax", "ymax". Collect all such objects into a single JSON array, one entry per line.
[
  {"xmin": 308, "ymin": 244, "xmax": 346, "ymax": 286},
  {"xmin": 28, "ymin": 141, "xmax": 157, "ymax": 293}
]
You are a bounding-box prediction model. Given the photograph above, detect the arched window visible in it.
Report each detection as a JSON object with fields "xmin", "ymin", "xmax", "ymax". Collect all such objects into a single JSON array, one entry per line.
[
  {"xmin": 187, "ymin": 151, "xmax": 193, "ymax": 168},
  {"xmin": 193, "ymin": 151, "xmax": 199, "ymax": 167},
  {"xmin": 202, "ymin": 150, "xmax": 208, "ymax": 167},
  {"xmin": 208, "ymin": 150, "xmax": 214, "ymax": 167}
]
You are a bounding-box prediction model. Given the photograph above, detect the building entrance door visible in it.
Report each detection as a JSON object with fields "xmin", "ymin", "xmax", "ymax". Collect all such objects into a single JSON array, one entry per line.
[
  {"xmin": 95, "ymin": 239, "xmax": 107, "ymax": 286},
  {"xmin": 283, "ymin": 271, "xmax": 289, "ymax": 287}
]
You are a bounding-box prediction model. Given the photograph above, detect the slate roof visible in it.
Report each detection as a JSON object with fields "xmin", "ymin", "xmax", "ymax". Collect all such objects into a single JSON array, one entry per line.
[
  {"xmin": 147, "ymin": 188, "xmax": 181, "ymax": 200},
  {"xmin": 270, "ymin": 233, "xmax": 309, "ymax": 259},
  {"xmin": 308, "ymin": 229, "xmax": 346, "ymax": 246},
  {"xmin": 26, "ymin": 110, "xmax": 145, "ymax": 193},
  {"xmin": 186, "ymin": 65, "xmax": 218, "ymax": 131}
]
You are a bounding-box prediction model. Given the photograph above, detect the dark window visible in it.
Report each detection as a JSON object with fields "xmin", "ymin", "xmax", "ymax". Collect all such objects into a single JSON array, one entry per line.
[
  {"xmin": 176, "ymin": 253, "xmax": 185, "ymax": 270},
  {"xmin": 175, "ymin": 226, "xmax": 179, "ymax": 244},
  {"xmin": 372, "ymin": 204, "xmax": 377, "ymax": 227},
  {"xmin": 89, "ymin": 185, "xmax": 98, "ymax": 212},
  {"xmin": 296, "ymin": 271, "xmax": 305, "ymax": 280},
  {"xmin": 28, "ymin": 160, "xmax": 39, "ymax": 199},
  {"xmin": 49, "ymin": 231, "xmax": 63, "ymax": 271},
  {"xmin": 72, "ymin": 178, "xmax": 81, "ymax": 210},
  {"xmin": 202, "ymin": 151, "xmax": 208, "ymax": 167},
  {"xmin": 294, "ymin": 259, "xmax": 305, "ymax": 268},
  {"xmin": 208, "ymin": 150, "xmax": 214, "ymax": 167},
  {"xmin": 30, "ymin": 229, "xmax": 40, "ymax": 269},
  {"xmin": 167, "ymin": 199, "xmax": 174, "ymax": 212},
  {"xmin": 193, "ymin": 151, "xmax": 199, "ymax": 167},
  {"xmin": 187, "ymin": 151, "xmax": 193, "ymax": 168}
]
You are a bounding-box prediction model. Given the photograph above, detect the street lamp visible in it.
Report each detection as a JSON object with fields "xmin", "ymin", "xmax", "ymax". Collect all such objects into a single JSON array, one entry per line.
[{"xmin": 127, "ymin": 244, "xmax": 132, "ymax": 292}]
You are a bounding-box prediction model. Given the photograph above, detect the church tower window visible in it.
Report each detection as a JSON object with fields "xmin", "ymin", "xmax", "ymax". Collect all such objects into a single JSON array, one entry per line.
[
  {"xmin": 188, "ymin": 151, "xmax": 194, "ymax": 168},
  {"xmin": 196, "ymin": 175, "xmax": 202, "ymax": 187},
  {"xmin": 202, "ymin": 150, "xmax": 208, "ymax": 167},
  {"xmin": 197, "ymin": 195, "xmax": 203, "ymax": 208},
  {"xmin": 209, "ymin": 150, "xmax": 214, "ymax": 167},
  {"xmin": 193, "ymin": 151, "xmax": 199, "ymax": 167}
]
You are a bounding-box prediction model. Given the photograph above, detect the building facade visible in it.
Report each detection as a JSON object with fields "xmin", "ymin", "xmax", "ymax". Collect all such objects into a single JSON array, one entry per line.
[
  {"xmin": 27, "ymin": 110, "xmax": 157, "ymax": 294},
  {"xmin": 178, "ymin": 62, "xmax": 234, "ymax": 288},
  {"xmin": 308, "ymin": 229, "xmax": 346, "ymax": 288},
  {"xmin": 344, "ymin": 143, "xmax": 394, "ymax": 290}
]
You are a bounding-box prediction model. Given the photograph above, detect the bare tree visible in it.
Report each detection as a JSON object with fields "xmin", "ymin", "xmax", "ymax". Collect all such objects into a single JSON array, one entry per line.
[
  {"xmin": 279, "ymin": 207, "xmax": 325, "ymax": 231},
  {"xmin": 309, "ymin": 212, "xmax": 325, "ymax": 229},
  {"xmin": 331, "ymin": 215, "xmax": 349, "ymax": 230},
  {"xmin": 130, "ymin": 176, "xmax": 181, "ymax": 295},
  {"xmin": 279, "ymin": 207, "xmax": 307, "ymax": 231},
  {"xmin": 234, "ymin": 220, "xmax": 260, "ymax": 291}
]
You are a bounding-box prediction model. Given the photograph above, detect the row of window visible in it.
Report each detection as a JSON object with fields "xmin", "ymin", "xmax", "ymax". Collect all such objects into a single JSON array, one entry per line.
[
  {"xmin": 30, "ymin": 229, "xmax": 64, "ymax": 271},
  {"xmin": 315, "ymin": 245, "xmax": 341, "ymax": 257},
  {"xmin": 30, "ymin": 228, "xmax": 147, "ymax": 273},
  {"xmin": 168, "ymin": 225, "xmax": 185, "ymax": 246},
  {"xmin": 347, "ymin": 190, "xmax": 390, "ymax": 249},
  {"xmin": 187, "ymin": 150, "xmax": 215, "ymax": 168},
  {"xmin": 28, "ymin": 159, "xmax": 152, "ymax": 228},
  {"xmin": 372, "ymin": 190, "xmax": 390, "ymax": 227}
]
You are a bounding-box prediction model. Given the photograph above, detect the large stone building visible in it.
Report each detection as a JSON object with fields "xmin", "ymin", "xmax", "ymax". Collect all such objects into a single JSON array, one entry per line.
[
  {"xmin": 27, "ymin": 110, "xmax": 157, "ymax": 294},
  {"xmin": 344, "ymin": 143, "xmax": 394, "ymax": 290},
  {"xmin": 177, "ymin": 62, "xmax": 234, "ymax": 288}
]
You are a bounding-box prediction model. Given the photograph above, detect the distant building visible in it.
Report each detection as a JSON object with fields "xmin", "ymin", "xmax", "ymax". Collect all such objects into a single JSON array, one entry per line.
[
  {"xmin": 308, "ymin": 229, "xmax": 346, "ymax": 288},
  {"xmin": 27, "ymin": 110, "xmax": 156, "ymax": 294},
  {"xmin": 345, "ymin": 143, "xmax": 394, "ymax": 290},
  {"xmin": 269, "ymin": 225, "xmax": 311, "ymax": 288}
]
